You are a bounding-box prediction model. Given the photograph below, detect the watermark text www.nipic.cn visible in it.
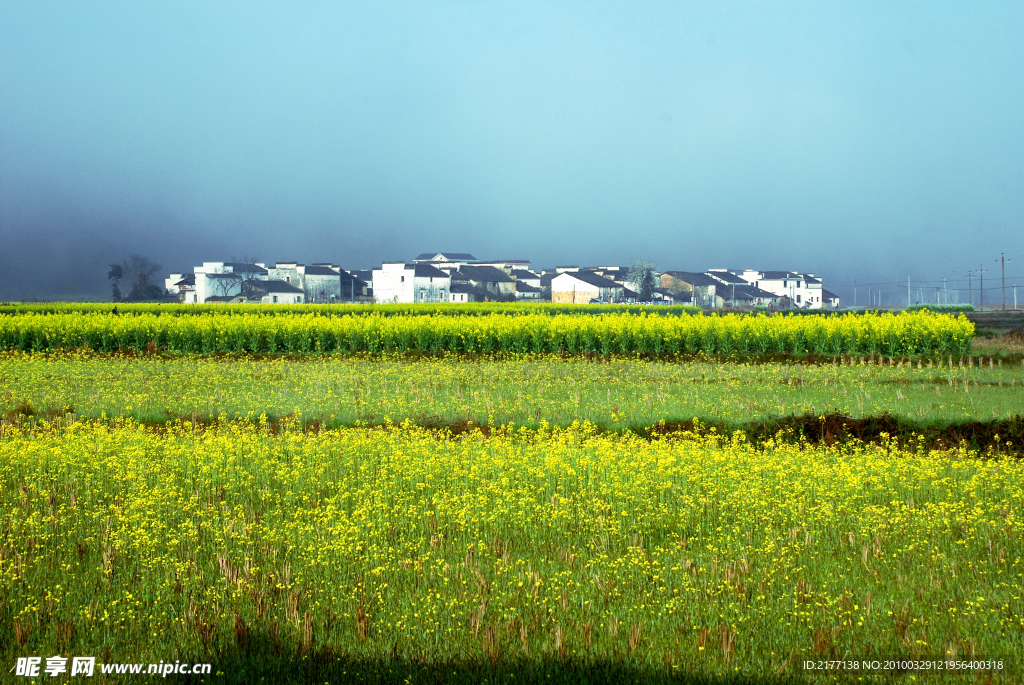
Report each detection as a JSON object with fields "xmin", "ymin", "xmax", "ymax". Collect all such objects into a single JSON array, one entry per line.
[{"xmin": 13, "ymin": 656, "xmax": 213, "ymax": 677}]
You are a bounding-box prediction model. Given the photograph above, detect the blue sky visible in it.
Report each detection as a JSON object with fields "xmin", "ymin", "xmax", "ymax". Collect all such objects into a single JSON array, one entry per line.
[{"xmin": 2, "ymin": 2, "xmax": 1022, "ymax": 302}]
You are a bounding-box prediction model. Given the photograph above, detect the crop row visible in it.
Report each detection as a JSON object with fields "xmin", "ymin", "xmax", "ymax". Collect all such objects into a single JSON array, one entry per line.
[
  {"xmin": 0, "ymin": 301, "xmax": 700, "ymax": 318},
  {"xmin": 0, "ymin": 311, "xmax": 974, "ymax": 357}
]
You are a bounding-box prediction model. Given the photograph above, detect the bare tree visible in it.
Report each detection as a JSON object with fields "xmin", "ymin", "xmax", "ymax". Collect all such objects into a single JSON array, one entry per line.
[
  {"xmin": 212, "ymin": 274, "xmax": 243, "ymax": 297},
  {"xmin": 228, "ymin": 255, "xmax": 266, "ymax": 284},
  {"xmin": 111, "ymin": 254, "xmax": 162, "ymax": 301}
]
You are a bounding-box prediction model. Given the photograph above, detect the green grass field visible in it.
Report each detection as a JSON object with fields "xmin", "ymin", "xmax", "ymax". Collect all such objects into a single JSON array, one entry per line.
[{"xmin": 3, "ymin": 353, "xmax": 1023, "ymax": 429}]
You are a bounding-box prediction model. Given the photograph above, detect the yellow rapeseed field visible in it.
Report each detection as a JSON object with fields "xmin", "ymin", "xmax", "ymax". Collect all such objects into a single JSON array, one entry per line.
[
  {"xmin": 1, "ymin": 420, "xmax": 1020, "ymax": 681},
  {"xmin": 0, "ymin": 310, "xmax": 975, "ymax": 357}
]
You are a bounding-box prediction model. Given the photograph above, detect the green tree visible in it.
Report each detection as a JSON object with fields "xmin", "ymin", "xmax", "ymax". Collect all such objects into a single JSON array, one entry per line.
[{"xmin": 107, "ymin": 263, "xmax": 124, "ymax": 302}]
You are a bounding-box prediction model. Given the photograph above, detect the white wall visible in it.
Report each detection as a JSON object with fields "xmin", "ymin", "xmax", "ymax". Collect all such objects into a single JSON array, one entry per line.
[
  {"xmin": 740, "ymin": 272, "xmax": 823, "ymax": 309},
  {"xmin": 298, "ymin": 272, "xmax": 341, "ymax": 302},
  {"xmin": 412, "ymin": 274, "xmax": 450, "ymax": 302},
  {"xmin": 372, "ymin": 263, "xmax": 415, "ymax": 303},
  {"xmin": 550, "ymin": 273, "xmax": 601, "ymax": 303}
]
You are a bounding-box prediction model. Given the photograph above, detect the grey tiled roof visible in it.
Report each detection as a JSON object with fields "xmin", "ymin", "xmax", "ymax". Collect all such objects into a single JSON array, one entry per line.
[
  {"xmin": 662, "ymin": 271, "xmax": 720, "ymax": 287},
  {"xmin": 706, "ymin": 271, "xmax": 747, "ymax": 284},
  {"xmin": 413, "ymin": 263, "xmax": 449, "ymax": 279},
  {"xmin": 452, "ymin": 265, "xmax": 513, "ymax": 283},
  {"xmin": 556, "ymin": 271, "xmax": 621, "ymax": 289},
  {"xmin": 302, "ymin": 266, "xmax": 338, "ymax": 276},
  {"xmin": 249, "ymin": 280, "xmax": 303, "ymax": 294}
]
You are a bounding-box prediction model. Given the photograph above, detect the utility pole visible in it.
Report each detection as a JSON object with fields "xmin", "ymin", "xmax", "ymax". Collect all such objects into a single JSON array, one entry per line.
[
  {"xmin": 979, "ymin": 264, "xmax": 986, "ymax": 311},
  {"xmin": 1001, "ymin": 253, "xmax": 1006, "ymax": 310},
  {"xmin": 907, "ymin": 276, "xmax": 911, "ymax": 309},
  {"xmin": 967, "ymin": 271, "xmax": 973, "ymax": 306},
  {"xmin": 942, "ymin": 277, "xmax": 947, "ymax": 304}
]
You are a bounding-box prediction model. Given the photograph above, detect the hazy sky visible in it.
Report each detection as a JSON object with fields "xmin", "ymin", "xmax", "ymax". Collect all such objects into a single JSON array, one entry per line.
[{"xmin": 2, "ymin": 2, "xmax": 1023, "ymax": 302}]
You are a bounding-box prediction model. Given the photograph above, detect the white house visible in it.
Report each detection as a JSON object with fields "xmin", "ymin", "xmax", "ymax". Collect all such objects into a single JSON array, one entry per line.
[
  {"xmin": 372, "ymin": 262, "xmax": 451, "ymax": 303},
  {"xmin": 441, "ymin": 264, "xmax": 515, "ymax": 298},
  {"xmin": 659, "ymin": 272, "xmax": 722, "ymax": 308},
  {"xmin": 514, "ymin": 281, "xmax": 542, "ymax": 299},
  {"xmin": 193, "ymin": 262, "xmax": 268, "ymax": 303},
  {"xmin": 242, "ymin": 279, "xmax": 305, "ymax": 304},
  {"xmin": 511, "ymin": 269, "xmax": 542, "ymax": 289},
  {"xmin": 449, "ymin": 283, "xmax": 482, "ymax": 303},
  {"xmin": 550, "ymin": 272, "xmax": 624, "ymax": 304},
  {"xmin": 738, "ymin": 271, "xmax": 824, "ymax": 309},
  {"xmin": 298, "ymin": 265, "xmax": 342, "ymax": 303},
  {"xmin": 166, "ymin": 274, "xmax": 196, "ymax": 303},
  {"xmin": 266, "ymin": 262, "xmax": 301, "ymax": 285}
]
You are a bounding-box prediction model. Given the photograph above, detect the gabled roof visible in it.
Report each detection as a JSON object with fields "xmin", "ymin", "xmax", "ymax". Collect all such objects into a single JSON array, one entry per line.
[
  {"xmin": 174, "ymin": 275, "xmax": 196, "ymax": 287},
  {"xmin": 822, "ymin": 289, "xmax": 839, "ymax": 300},
  {"xmin": 415, "ymin": 252, "xmax": 476, "ymax": 261},
  {"xmin": 803, "ymin": 275, "xmax": 822, "ymax": 285},
  {"xmin": 758, "ymin": 271, "xmax": 800, "ymax": 280},
  {"xmin": 514, "ymin": 281, "xmax": 541, "ymax": 293},
  {"xmin": 246, "ymin": 279, "xmax": 303, "ymax": 294},
  {"xmin": 662, "ymin": 271, "xmax": 720, "ymax": 287},
  {"xmin": 554, "ymin": 271, "xmax": 621, "ymax": 289},
  {"xmin": 514, "ymin": 270, "xmax": 540, "ymax": 280},
  {"xmin": 206, "ymin": 272, "xmax": 243, "ymax": 280},
  {"xmin": 706, "ymin": 270, "xmax": 747, "ymax": 284},
  {"xmin": 452, "ymin": 265, "xmax": 513, "ymax": 283},
  {"xmin": 724, "ymin": 284, "xmax": 779, "ymax": 301},
  {"xmin": 413, "ymin": 263, "xmax": 449, "ymax": 279},
  {"xmin": 302, "ymin": 266, "xmax": 338, "ymax": 276},
  {"xmin": 743, "ymin": 285, "xmax": 779, "ymax": 299}
]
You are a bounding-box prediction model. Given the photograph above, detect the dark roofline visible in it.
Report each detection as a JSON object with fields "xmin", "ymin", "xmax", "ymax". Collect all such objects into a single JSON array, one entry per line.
[
  {"xmin": 555, "ymin": 271, "xmax": 621, "ymax": 289},
  {"xmin": 662, "ymin": 271, "xmax": 721, "ymax": 287},
  {"xmin": 246, "ymin": 279, "xmax": 304, "ymax": 294},
  {"xmin": 413, "ymin": 263, "xmax": 449, "ymax": 279},
  {"xmin": 302, "ymin": 266, "xmax": 339, "ymax": 276}
]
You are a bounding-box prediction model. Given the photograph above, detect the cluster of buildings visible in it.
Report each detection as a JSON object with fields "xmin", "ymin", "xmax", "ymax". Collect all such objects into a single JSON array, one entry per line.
[{"xmin": 165, "ymin": 253, "xmax": 839, "ymax": 310}]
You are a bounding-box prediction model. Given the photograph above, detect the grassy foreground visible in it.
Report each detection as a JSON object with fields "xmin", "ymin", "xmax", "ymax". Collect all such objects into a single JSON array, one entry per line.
[
  {"xmin": 4, "ymin": 352, "xmax": 1024, "ymax": 429},
  {"xmin": 1, "ymin": 420, "xmax": 1020, "ymax": 682}
]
